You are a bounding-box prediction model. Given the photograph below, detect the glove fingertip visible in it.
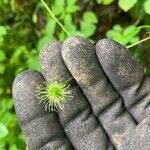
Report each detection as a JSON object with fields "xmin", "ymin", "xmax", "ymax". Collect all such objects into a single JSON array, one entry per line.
[{"xmin": 12, "ymin": 69, "xmax": 45, "ymax": 125}]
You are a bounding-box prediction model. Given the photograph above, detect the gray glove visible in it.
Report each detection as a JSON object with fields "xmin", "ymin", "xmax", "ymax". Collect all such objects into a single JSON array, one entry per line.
[{"xmin": 12, "ymin": 36, "xmax": 150, "ymax": 150}]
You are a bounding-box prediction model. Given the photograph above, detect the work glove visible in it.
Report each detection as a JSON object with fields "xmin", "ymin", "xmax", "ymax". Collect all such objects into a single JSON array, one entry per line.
[{"xmin": 12, "ymin": 36, "xmax": 150, "ymax": 150}]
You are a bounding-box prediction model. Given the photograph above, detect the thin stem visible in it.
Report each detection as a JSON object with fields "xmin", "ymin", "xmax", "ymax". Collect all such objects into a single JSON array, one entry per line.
[
  {"xmin": 41, "ymin": 0, "xmax": 70, "ymax": 36},
  {"xmin": 138, "ymin": 25, "xmax": 150, "ymax": 29},
  {"xmin": 63, "ymin": 77, "xmax": 74, "ymax": 85},
  {"xmin": 134, "ymin": 15, "xmax": 143, "ymax": 26},
  {"xmin": 127, "ymin": 36, "xmax": 150, "ymax": 48}
]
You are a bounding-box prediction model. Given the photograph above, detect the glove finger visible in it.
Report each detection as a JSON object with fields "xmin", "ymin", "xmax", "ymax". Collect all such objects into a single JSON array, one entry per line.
[
  {"xmin": 119, "ymin": 117, "xmax": 150, "ymax": 150},
  {"xmin": 61, "ymin": 36, "xmax": 137, "ymax": 148},
  {"xmin": 39, "ymin": 41, "xmax": 114, "ymax": 150},
  {"xmin": 12, "ymin": 70, "xmax": 73, "ymax": 150},
  {"xmin": 96, "ymin": 39, "xmax": 150, "ymax": 123}
]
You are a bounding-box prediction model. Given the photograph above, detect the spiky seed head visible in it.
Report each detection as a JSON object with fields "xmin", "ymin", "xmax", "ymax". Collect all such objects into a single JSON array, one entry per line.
[{"xmin": 35, "ymin": 80, "xmax": 72, "ymax": 111}]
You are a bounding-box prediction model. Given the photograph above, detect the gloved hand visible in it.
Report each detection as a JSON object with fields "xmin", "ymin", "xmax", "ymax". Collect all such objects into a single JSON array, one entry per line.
[{"xmin": 12, "ymin": 36, "xmax": 150, "ymax": 150}]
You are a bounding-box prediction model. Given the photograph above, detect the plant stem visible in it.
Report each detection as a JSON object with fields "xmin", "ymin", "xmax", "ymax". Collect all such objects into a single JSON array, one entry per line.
[
  {"xmin": 63, "ymin": 77, "xmax": 74, "ymax": 85},
  {"xmin": 138, "ymin": 25, "xmax": 150, "ymax": 29},
  {"xmin": 134, "ymin": 15, "xmax": 142, "ymax": 26},
  {"xmin": 127, "ymin": 36, "xmax": 150, "ymax": 48},
  {"xmin": 41, "ymin": 0, "xmax": 70, "ymax": 36}
]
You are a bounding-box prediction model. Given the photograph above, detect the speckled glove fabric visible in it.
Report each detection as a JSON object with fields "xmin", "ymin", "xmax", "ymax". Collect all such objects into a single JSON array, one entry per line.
[{"xmin": 12, "ymin": 36, "xmax": 150, "ymax": 150}]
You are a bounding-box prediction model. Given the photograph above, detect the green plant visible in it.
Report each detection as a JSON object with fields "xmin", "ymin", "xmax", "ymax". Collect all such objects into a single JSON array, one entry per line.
[
  {"xmin": 106, "ymin": 24, "xmax": 150, "ymax": 46},
  {"xmin": 119, "ymin": 0, "xmax": 137, "ymax": 12},
  {"xmin": 41, "ymin": 0, "xmax": 70, "ymax": 36},
  {"xmin": 39, "ymin": 0, "xmax": 98, "ymax": 47},
  {"xmin": 96, "ymin": 0, "xmax": 150, "ymax": 15},
  {"xmin": 35, "ymin": 80, "xmax": 72, "ymax": 111},
  {"xmin": 144, "ymin": 0, "xmax": 150, "ymax": 14},
  {"xmin": 96, "ymin": 0, "xmax": 113, "ymax": 5},
  {"xmin": 106, "ymin": 25, "xmax": 140, "ymax": 45},
  {"xmin": 0, "ymin": 123, "xmax": 9, "ymax": 139},
  {"xmin": 0, "ymin": 98, "xmax": 25, "ymax": 149}
]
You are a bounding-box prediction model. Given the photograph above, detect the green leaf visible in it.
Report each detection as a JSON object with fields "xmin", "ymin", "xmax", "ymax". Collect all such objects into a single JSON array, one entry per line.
[
  {"xmin": 66, "ymin": 0, "xmax": 77, "ymax": 6},
  {"xmin": 80, "ymin": 22, "xmax": 96, "ymax": 38},
  {"xmin": 83, "ymin": 11, "xmax": 98, "ymax": 24},
  {"xmin": 97, "ymin": 0, "xmax": 102, "ymax": 4},
  {"xmin": 106, "ymin": 25, "xmax": 123, "ymax": 43},
  {"xmin": 64, "ymin": 14, "xmax": 77, "ymax": 34},
  {"xmin": 113, "ymin": 24, "xmax": 122, "ymax": 32},
  {"xmin": 58, "ymin": 30, "xmax": 67, "ymax": 41},
  {"xmin": 32, "ymin": 13, "xmax": 37, "ymax": 23},
  {"xmin": 0, "ymin": 112, "xmax": 14, "ymax": 126},
  {"xmin": 0, "ymin": 26, "xmax": 7, "ymax": 36},
  {"xmin": 38, "ymin": 19, "xmax": 56, "ymax": 50},
  {"xmin": 52, "ymin": 0, "xmax": 65, "ymax": 15},
  {"xmin": 10, "ymin": 46, "xmax": 27, "ymax": 65},
  {"xmin": 102, "ymin": 0, "xmax": 113, "ymax": 5},
  {"xmin": 0, "ymin": 51, "xmax": 6, "ymax": 61},
  {"xmin": 66, "ymin": 5, "xmax": 79, "ymax": 13},
  {"xmin": 97, "ymin": 0, "xmax": 113, "ymax": 4},
  {"xmin": 106, "ymin": 25, "xmax": 140, "ymax": 45},
  {"xmin": 9, "ymin": 144, "xmax": 18, "ymax": 150},
  {"xmin": 66, "ymin": 0, "xmax": 79, "ymax": 13},
  {"xmin": 119, "ymin": 0, "xmax": 137, "ymax": 12},
  {"xmin": 0, "ymin": 98, "xmax": 13, "ymax": 112},
  {"xmin": 130, "ymin": 37, "xmax": 139, "ymax": 44},
  {"xmin": 121, "ymin": 27, "xmax": 140, "ymax": 44},
  {"xmin": 44, "ymin": 19, "xmax": 56, "ymax": 36},
  {"xmin": 38, "ymin": 36, "xmax": 54, "ymax": 50},
  {"xmin": 0, "ymin": 123, "xmax": 9, "ymax": 139},
  {"xmin": 144, "ymin": 0, "xmax": 150, "ymax": 14},
  {"xmin": 26, "ymin": 56, "xmax": 40, "ymax": 70},
  {"xmin": 80, "ymin": 11, "xmax": 98, "ymax": 37},
  {"xmin": 123, "ymin": 25, "xmax": 137, "ymax": 36}
]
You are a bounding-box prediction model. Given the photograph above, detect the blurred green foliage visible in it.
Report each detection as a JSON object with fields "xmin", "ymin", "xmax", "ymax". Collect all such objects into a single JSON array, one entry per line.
[{"xmin": 0, "ymin": 0, "xmax": 150, "ymax": 149}]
